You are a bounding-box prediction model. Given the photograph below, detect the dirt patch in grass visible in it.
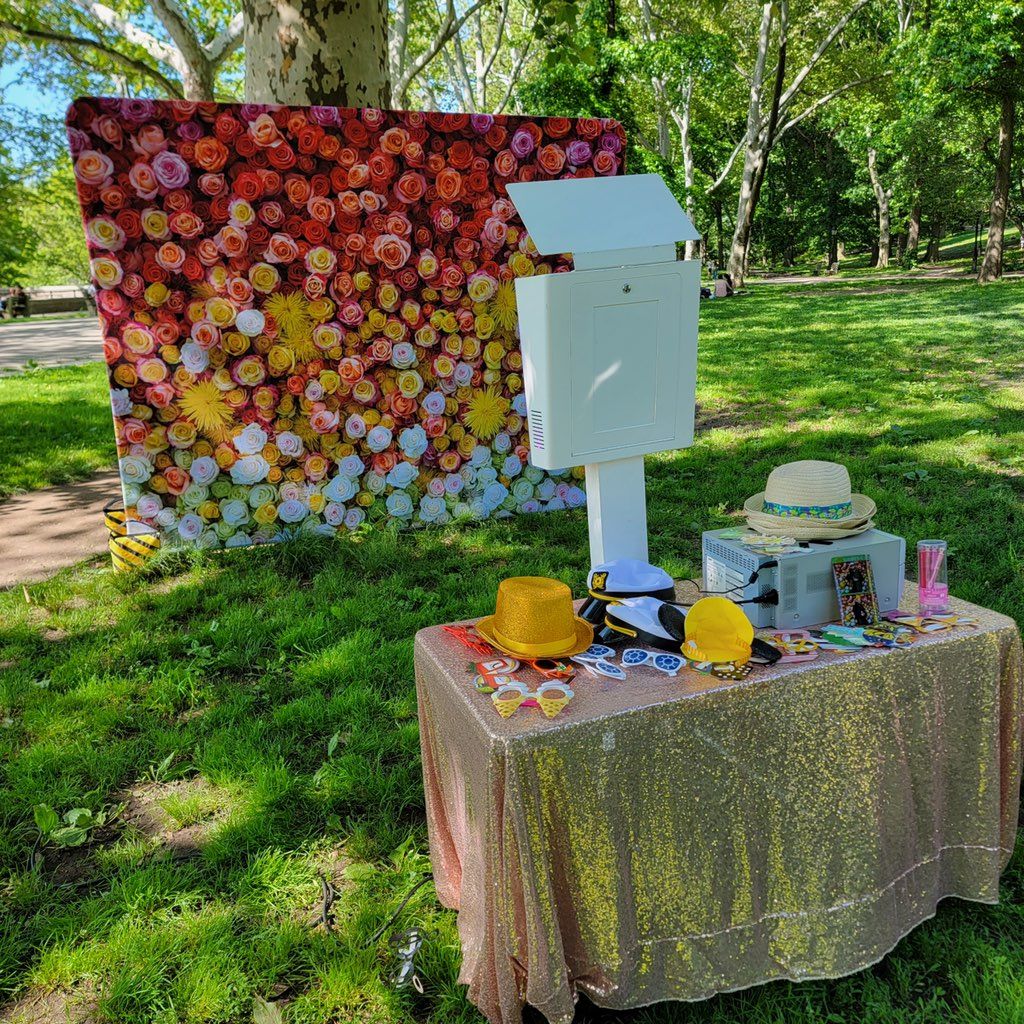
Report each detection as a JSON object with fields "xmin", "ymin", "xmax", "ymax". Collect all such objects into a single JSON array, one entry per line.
[
  {"xmin": 119, "ymin": 777, "xmax": 231, "ymax": 859},
  {"xmin": 0, "ymin": 983, "xmax": 98, "ymax": 1024}
]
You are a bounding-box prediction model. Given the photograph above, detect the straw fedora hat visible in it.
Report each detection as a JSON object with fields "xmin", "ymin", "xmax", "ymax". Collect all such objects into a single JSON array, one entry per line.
[
  {"xmin": 742, "ymin": 461, "xmax": 876, "ymax": 539},
  {"xmin": 477, "ymin": 577, "xmax": 594, "ymax": 659}
]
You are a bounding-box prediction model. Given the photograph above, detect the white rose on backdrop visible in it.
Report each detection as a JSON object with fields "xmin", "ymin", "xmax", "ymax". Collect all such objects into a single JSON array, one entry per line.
[
  {"xmin": 235, "ymin": 308, "xmax": 265, "ymax": 336},
  {"xmin": 386, "ymin": 462, "xmax": 418, "ymax": 489},
  {"xmin": 422, "ymin": 391, "xmax": 446, "ymax": 415},
  {"xmin": 536, "ymin": 478, "xmax": 556, "ymax": 501},
  {"xmin": 565, "ymin": 486, "xmax": 586, "ymax": 508},
  {"xmin": 276, "ymin": 431, "xmax": 303, "ymax": 458},
  {"xmin": 511, "ymin": 478, "xmax": 534, "ymax": 503},
  {"xmin": 225, "ymin": 532, "xmax": 252, "ymax": 548},
  {"xmin": 398, "ymin": 425, "xmax": 428, "ymax": 459},
  {"xmin": 323, "ymin": 502, "xmax": 346, "ymax": 526},
  {"xmin": 453, "ymin": 362, "xmax": 473, "ymax": 386},
  {"xmin": 234, "ymin": 424, "xmax": 268, "ymax": 455},
  {"xmin": 220, "ymin": 499, "xmax": 249, "ymax": 526},
  {"xmin": 177, "ymin": 513, "xmax": 204, "ymax": 542},
  {"xmin": 426, "ymin": 477, "xmax": 446, "ymax": 498},
  {"xmin": 523, "ymin": 465, "xmax": 544, "ymax": 484},
  {"xmin": 444, "ymin": 473, "xmax": 464, "ymax": 495},
  {"xmin": 365, "ymin": 471, "xmax": 386, "ymax": 495},
  {"xmin": 189, "ymin": 456, "xmax": 219, "ymax": 485},
  {"xmin": 470, "ymin": 445, "xmax": 490, "ymax": 467},
  {"xmin": 230, "ymin": 454, "xmax": 270, "ymax": 485},
  {"xmin": 521, "ymin": 499, "xmax": 541, "ymax": 513},
  {"xmin": 512, "ymin": 394, "xmax": 528, "ymax": 417},
  {"xmin": 180, "ymin": 341, "xmax": 209, "ymax": 374},
  {"xmin": 155, "ymin": 508, "xmax": 178, "ymax": 528},
  {"xmin": 137, "ymin": 493, "xmax": 163, "ymax": 519},
  {"xmin": 418, "ymin": 494, "xmax": 446, "ymax": 522},
  {"xmin": 483, "ymin": 482, "xmax": 509, "ymax": 512},
  {"xmin": 493, "ymin": 432, "xmax": 511, "ymax": 454},
  {"xmin": 386, "ymin": 491, "xmax": 414, "ymax": 518},
  {"xmin": 545, "ymin": 497, "xmax": 567, "ymax": 511},
  {"xmin": 338, "ymin": 454, "xmax": 364, "ymax": 478},
  {"xmin": 119, "ymin": 455, "xmax": 153, "ymax": 485},
  {"xmin": 181, "ymin": 483, "xmax": 209, "ymax": 508},
  {"xmin": 323, "ymin": 474, "xmax": 357, "ymax": 503},
  {"xmin": 196, "ymin": 531, "xmax": 219, "ymax": 550},
  {"xmin": 343, "ymin": 507, "xmax": 365, "ymax": 530},
  {"xmin": 366, "ymin": 425, "xmax": 393, "ymax": 453},
  {"xmin": 476, "ymin": 467, "xmax": 498, "ymax": 487},
  {"xmin": 502, "ymin": 455, "xmax": 522, "ymax": 478},
  {"xmin": 278, "ymin": 498, "xmax": 308, "ymax": 523},
  {"xmin": 111, "ymin": 389, "xmax": 132, "ymax": 416},
  {"xmin": 391, "ymin": 342, "xmax": 417, "ymax": 368}
]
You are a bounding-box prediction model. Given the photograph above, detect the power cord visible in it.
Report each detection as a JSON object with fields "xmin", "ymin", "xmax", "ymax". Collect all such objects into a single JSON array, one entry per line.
[{"xmin": 671, "ymin": 560, "xmax": 779, "ymax": 607}]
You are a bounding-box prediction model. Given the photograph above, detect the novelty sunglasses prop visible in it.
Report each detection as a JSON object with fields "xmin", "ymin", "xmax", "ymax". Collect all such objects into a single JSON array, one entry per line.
[{"xmin": 621, "ymin": 648, "xmax": 687, "ymax": 676}]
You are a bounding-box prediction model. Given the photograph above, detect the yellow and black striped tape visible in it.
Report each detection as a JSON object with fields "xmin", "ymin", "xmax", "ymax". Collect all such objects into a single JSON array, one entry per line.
[
  {"xmin": 104, "ymin": 503, "xmax": 128, "ymax": 537},
  {"xmin": 109, "ymin": 533, "xmax": 161, "ymax": 572}
]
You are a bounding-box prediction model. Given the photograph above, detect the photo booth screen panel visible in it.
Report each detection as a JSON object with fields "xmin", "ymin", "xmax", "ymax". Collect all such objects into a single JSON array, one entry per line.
[{"xmin": 66, "ymin": 100, "xmax": 625, "ymax": 548}]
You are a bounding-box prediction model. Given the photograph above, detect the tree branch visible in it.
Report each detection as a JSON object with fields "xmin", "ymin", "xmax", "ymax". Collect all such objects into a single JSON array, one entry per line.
[
  {"xmin": 775, "ymin": 76, "xmax": 882, "ymax": 141},
  {"xmin": 394, "ymin": 0, "xmax": 492, "ymax": 103},
  {"xmin": 206, "ymin": 11, "xmax": 243, "ymax": 66},
  {"xmin": 707, "ymin": 136, "xmax": 746, "ymax": 193},
  {"xmin": 0, "ymin": 17, "xmax": 184, "ymax": 97},
  {"xmin": 68, "ymin": 0, "xmax": 179, "ymax": 65},
  {"xmin": 776, "ymin": 0, "xmax": 872, "ymax": 117},
  {"xmin": 493, "ymin": 31, "xmax": 533, "ymax": 114}
]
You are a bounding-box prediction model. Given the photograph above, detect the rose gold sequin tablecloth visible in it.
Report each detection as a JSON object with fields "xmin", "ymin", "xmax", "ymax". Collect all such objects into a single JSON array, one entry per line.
[{"xmin": 415, "ymin": 592, "xmax": 1023, "ymax": 1024}]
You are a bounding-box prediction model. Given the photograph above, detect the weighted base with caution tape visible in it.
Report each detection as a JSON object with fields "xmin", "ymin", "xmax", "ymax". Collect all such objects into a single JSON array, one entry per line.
[{"xmin": 104, "ymin": 502, "xmax": 160, "ymax": 571}]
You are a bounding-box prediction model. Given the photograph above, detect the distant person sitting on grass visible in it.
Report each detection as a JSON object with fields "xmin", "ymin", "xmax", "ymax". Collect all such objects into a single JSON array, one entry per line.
[{"xmin": 2, "ymin": 286, "xmax": 29, "ymax": 318}]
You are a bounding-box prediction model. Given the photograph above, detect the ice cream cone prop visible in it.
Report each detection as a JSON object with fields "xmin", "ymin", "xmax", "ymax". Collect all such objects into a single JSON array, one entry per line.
[
  {"xmin": 535, "ymin": 681, "xmax": 574, "ymax": 719},
  {"xmin": 492, "ymin": 682, "xmax": 528, "ymax": 718}
]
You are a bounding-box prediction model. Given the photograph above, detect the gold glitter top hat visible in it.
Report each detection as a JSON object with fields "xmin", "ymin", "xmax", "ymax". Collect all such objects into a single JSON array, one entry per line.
[{"xmin": 477, "ymin": 577, "xmax": 594, "ymax": 659}]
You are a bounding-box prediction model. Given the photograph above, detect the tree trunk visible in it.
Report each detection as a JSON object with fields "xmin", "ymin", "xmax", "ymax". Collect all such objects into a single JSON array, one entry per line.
[
  {"xmin": 978, "ymin": 90, "xmax": 1016, "ymax": 283},
  {"xmin": 728, "ymin": 147, "xmax": 764, "ymax": 283},
  {"xmin": 926, "ymin": 219, "xmax": 942, "ymax": 262},
  {"xmin": 715, "ymin": 198, "xmax": 725, "ymax": 268},
  {"xmin": 906, "ymin": 197, "xmax": 921, "ymax": 257},
  {"xmin": 837, "ymin": 239, "xmax": 845, "ymax": 261},
  {"xmin": 242, "ymin": 0, "xmax": 390, "ymax": 106},
  {"xmin": 867, "ymin": 147, "xmax": 891, "ymax": 268},
  {"xmin": 680, "ymin": 75, "xmax": 697, "ymax": 261}
]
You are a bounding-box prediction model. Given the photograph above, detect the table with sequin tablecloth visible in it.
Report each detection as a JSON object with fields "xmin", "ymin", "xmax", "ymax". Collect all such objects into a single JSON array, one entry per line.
[{"xmin": 415, "ymin": 593, "xmax": 1023, "ymax": 1024}]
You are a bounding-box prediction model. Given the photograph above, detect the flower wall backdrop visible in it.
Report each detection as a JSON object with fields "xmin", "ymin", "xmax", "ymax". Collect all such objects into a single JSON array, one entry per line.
[{"xmin": 66, "ymin": 100, "xmax": 625, "ymax": 547}]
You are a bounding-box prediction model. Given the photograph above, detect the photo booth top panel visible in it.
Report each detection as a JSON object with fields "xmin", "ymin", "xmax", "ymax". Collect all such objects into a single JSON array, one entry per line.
[{"xmin": 65, "ymin": 100, "xmax": 625, "ymax": 548}]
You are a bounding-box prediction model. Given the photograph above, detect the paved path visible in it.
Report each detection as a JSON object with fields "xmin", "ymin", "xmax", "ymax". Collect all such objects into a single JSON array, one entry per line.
[
  {"xmin": 0, "ymin": 318, "xmax": 103, "ymax": 371},
  {"xmin": 0, "ymin": 471, "xmax": 121, "ymax": 587}
]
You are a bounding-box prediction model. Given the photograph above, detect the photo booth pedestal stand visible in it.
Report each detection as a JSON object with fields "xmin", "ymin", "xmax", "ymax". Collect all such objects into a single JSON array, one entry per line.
[
  {"xmin": 508, "ymin": 173, "xmax": 702, "ymax": 572},
  {"xmin": 585, "ymin": 456, "xmax": 649, "ymax": 564}
]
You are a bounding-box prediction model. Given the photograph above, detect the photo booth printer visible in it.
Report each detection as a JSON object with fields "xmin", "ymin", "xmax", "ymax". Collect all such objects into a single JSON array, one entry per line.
[{"xmin": 702, "ymin": 527, "xmax": 906, "ymax": 629}]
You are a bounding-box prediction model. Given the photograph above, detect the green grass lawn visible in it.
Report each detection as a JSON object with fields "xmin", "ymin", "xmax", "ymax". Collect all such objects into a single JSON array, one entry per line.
[
  {"xmin": 2, "ymin": 279, "xmax": 1024, "ymax": 1023},
  {"xmin": 0, "ymin": 364, "xmax": 115, "ymax": 500}
]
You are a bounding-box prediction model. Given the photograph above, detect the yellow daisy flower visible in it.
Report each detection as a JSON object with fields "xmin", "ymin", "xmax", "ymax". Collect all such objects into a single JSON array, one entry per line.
[
  {"xmin": 265, "ymin": 290, "xmax": 316, "ymax": 362},
  {"xmin": 463, "ymin": 387, "xmax": 509, "ymax": 440},
  {"xmin": 178, "ymin": 379, "xmax": 234, "ymax": 435},
  {"xmin": 488, "ymin": 282, "xmax": 518, "ymax": 333}
]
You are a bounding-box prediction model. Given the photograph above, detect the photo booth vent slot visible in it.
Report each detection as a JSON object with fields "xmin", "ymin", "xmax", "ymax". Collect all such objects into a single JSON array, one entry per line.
[
  {"xmin": 529, "ymin": 409, "xmax": 546, "ymax": 451},
  {"xmin": 781, "ymin": 563, "xmax": 799, "ymax": 612},
  {"xmin": 806, "ymin": 569, "xmax": 835, "ymax": 593},
  {"xmin": 705, "ymin": 540, "xmax": 759, "ymax": 574}
]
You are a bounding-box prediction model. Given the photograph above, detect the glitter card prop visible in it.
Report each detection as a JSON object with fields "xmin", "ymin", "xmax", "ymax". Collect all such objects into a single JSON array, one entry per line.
[{"xmin": 66, "ymin": 100, "xmax": 625, "ymax": 548}]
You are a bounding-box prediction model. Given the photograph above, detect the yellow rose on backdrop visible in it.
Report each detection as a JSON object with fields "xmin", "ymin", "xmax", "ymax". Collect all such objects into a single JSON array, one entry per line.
[
  {"xmin": 422, "ymin": 287, "xmax": 439, "ymax": 301},
  {"xmin": 483, "ymin": 341, "xmax": 505, "ymax": 369},
  {"xmin": 319, "ymin": 370, "xmax": 340, "ymax": 394},
  {"xmin": 198, "ymin": 500, "xmax": 221, "ymax": 520},
  {"xmin": 155, "ymin": 453, "xmax": 173, "ymax": 470},
  {"xmin": 278, "ymin": 394, "xmax": 296, "ymax": 417},
  {"xmin": 306, "ymin": 453, "xmax": 329, "ymax": 478},
  {"xmin": 356, "ymin": 491, "xmax": 374, "ymax": 508},
  {"xmin": 455, "ymin": 385, "xmax": 472, "ymax": 402},
  {"xmin": 160, "ymin": 344, "xmax": 181, "ymax": 364},
  {"xmin": 233, "ymin": 360, "xmax": 265, "ymax": 386},
  {"xmin": 308, "ymin": 298, "xmax": 334, "ymax": 322},
  {"xmin": 462, "ymin": 337, "xmax": 481, "ymax": 360},
  {"xmin": 263, "ymin": 443, "xmax": 281, "ymax": 465},
  {"xmin": 383, "ymin": 319, "xmax": 405, "ymax": 342},
  {"xmin": 286, "ymin": 468, "xmax": 305, "ymax": 483},
  {"xmin": 506, "ymin": 414, "xmax": 523, "ymax": 434},
  {"xmin": 193, "ymin": 440, "xmax": 213, "ymax": 457},
  {"xmin": 397, "ymin": 370, "xmax": 423, "ymax": 399},
  {"xmin": 214, "ymin": 445, "xmax": 236, "ymax": 469},
  {"xmin": 379, "ymin": 413, "xmax": 396, "ymax": 431},
  {"xmin": 482, "ymin": 369, "xmax": 501, "ymax": 386},
  {"xmin": 225, "ymin": 388, "xmax": 246, "ymax": 410},
  {"xmin": 449, "ymin": 421, "xmax": 464, "ymax": 439},
  {"xmin": 254, "ymin": 502, "xmax": 278, "ymax": 525},
  {"xmin": 458, "ymin": 435, "xmax": 477, "ymax": 458},
  {"xmin": 507, "ymin": 226, "xmax": 520, "ymax": 245},
  {"xmin": 172, "ymin": 367, "xmax": 196, "ymax": 391},
  {"xmin": 254, "ymin": 335, "xmax": 273, "ymax": 354},
  {"xmin": 144, "ymin": 282, "xmax": 169, "ymax": 307},
  {"xmin": 363, "ymin": 408, "xmax": 381, "ymax": 427},
  {"xmin": 144, "ymin": 426, "xmax": 169, "ymax": 455},
  {"xmin": 509, "ymin": 252, "xmax": 535, "ymax": 277},
  {"xmin": 113, "ymin": 365, "xmax": 137, "ymax": 387},
  {"xmin": 168, "ymin": 420, "xmax": 197, "ymax": 447},
  {"xmin": 378, "ymin": 282, "xmax": 399, "ymax": 310},
  {"xmin": 223, "ymin": 332, "xmax": 250, "ymax": 356},
  {"xmin": 352, "ymin": 380, "xmax": 376, "ymax": 404},
  {"xmin": 475, "ymin": 314, "xmax": 495, "ymax": 339},
  {"xmin": 433, "ymin": 436, "xmax": 451, "ymax": 453},
  {"xmin": 249, "ymin": 262, "xmax": 280, "ymax": 293},
  {"xmin": 353, "ymin": 271, "xmax": 372, "ymax": 291},
  {"xmin": 187, "ymin": 299, "xmax": 206, "ymax": 322},
  {"xmin": 210, "ymin": 368, "xmax": 233, "ymax": 391},
  {"xmin": 91, "ymin": 257, "xmax": 122, "ymax": 289},
  {"xmin": 137, "ymin": 359, "xmax": 168, "ymax": 384},
  {"xmin": 267, "ymin": 467, "xmax": 283, "ymax": 483},
  {"xmin": 142, "ymin": 209, "xmax": 168, "ymax": 238},
  {"xmin": 206, "ymin": 297, "xmax": 236, "ymax": 327},
  {"xmin": 507, "ymin": 373, "xmax": 523, "ymax": 393},
  {"xmin": 149, "ymin": 475, "xmax": 169, "ymax": 494},
  {"xmin": 157, "ymin": 405, "xmax": 179, "ymax": 423},
  {"xmin": 336, "ymin": 442, "xmax": 355, "ymax": 458},
  {"xmin": 367, "ymin": 309, "xmax": 386, "ymax": 331},
  {"xmin": 308, "ymin": 492, "xmax": 326, "ymax": 514},
  {"xmin": 268, "ymin": 346, "xmax": 295, "ymax": 375},
  {"xmin": 443, "ymin": 335, "xmax": 462, "ymax": 357},
  {"xmin": 208, "ymin": 266, "xmax": 229, "ymax": 293},
  {"xmin": 209, "ymin": 349, "xmax": 228, "ymax": 370},
  {"xmin": 572, "ymin": 466, "xmax": 586, "ymax": 480}
]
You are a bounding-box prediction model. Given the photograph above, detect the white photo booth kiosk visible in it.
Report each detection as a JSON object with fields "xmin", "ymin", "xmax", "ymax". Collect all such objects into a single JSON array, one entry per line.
[{"xmin": 508, "ymin": 174, "xmax": 702, "ymax": 568}]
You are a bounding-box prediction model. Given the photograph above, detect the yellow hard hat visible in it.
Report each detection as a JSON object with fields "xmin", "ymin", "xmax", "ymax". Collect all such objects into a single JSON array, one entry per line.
[{"xmin": 682, "ymin": 596, "xmax": 754, "ymax": 665}]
